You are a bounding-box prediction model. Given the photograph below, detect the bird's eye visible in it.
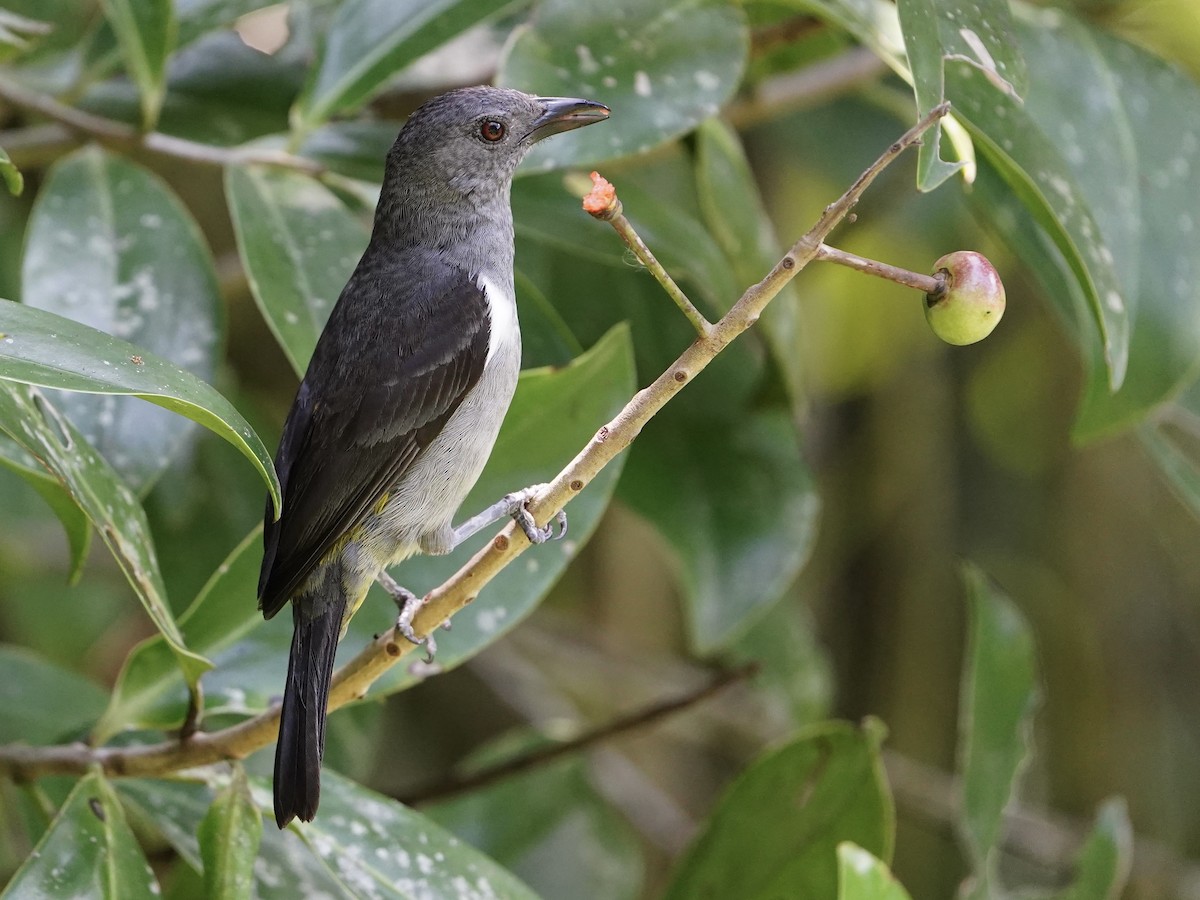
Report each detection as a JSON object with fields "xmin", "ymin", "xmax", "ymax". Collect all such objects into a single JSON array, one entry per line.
[{"xmin": 479, "ymin": 120, "xmax": 506, "ymax": 142}]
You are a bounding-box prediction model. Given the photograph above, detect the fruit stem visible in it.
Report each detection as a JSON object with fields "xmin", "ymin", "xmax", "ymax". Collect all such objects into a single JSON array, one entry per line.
[{"xmin": 815, "ymin": 242, "xmax": 943, "ymax": 296}]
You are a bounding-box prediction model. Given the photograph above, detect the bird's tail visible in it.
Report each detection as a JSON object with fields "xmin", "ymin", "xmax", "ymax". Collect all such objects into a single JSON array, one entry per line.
[{"xmin": 274, "ymin": 589, "xmax": 347, "ymax": 829}]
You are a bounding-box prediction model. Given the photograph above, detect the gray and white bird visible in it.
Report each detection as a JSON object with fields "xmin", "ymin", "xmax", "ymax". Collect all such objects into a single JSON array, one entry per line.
[{"xmin": 258, "ymin": 87, "xmax": 609, "ymax": 828}]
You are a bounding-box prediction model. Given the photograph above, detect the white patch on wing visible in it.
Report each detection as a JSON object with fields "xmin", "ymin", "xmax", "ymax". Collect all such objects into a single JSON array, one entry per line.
[{"xmin": 478, "ymin": 273, "xmax": 519, "ymax": 365}]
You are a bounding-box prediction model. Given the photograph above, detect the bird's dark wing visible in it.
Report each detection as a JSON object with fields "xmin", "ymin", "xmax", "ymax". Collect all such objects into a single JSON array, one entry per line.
[{"xmin": 258, "ymin": 256, "xmax": 491, "ymax": 618}]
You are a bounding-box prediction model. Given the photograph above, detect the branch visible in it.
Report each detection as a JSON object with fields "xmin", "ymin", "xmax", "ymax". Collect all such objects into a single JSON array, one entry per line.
[
  {"xmin": 396, "ymin": 662, "xmax": 758, "ymax": 806},
  {"xmin": 0, "ymin": 73, "xmax": 324, "ymax": 174},
  {"xmin": 0, "ymin": 104, "xmax": 947, "ymax": 782}
]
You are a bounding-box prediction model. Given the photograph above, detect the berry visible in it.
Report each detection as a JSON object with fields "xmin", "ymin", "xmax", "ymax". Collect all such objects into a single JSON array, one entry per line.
[{"xmin": 924, "ymin": 251, "xmax": 1005, "ymax": 345}]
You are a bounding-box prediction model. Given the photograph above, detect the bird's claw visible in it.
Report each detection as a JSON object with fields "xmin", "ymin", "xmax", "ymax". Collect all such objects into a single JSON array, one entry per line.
[{"xmin": 506, "ymin": 486, "xmax": 568, "ymax": 544}]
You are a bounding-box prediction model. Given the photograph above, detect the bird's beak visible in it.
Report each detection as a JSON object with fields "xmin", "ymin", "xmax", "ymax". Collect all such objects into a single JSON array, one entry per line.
[{"xmin": 526, "ymin": 97, "xmax": 610, "ymax": 142}]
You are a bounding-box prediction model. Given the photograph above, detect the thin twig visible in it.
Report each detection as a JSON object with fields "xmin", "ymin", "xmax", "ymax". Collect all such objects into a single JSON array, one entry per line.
[
  {"xmin": 396, "ymin": 662, "xmax": 758, "ymax": 806},
  {"xmin": 815, "ymin": 242, "xmax": 942, "ymax": 294},
  {"xmin": 0, "ymin": 73, "xmax": 324, "ymax": 174},
  {"xmin": 584, "ymin": 172, "xmax": 712, "ymax": 336},
  {"xmin": 0, "ymin": 104, "xmax": 948, "ymax": 782}
]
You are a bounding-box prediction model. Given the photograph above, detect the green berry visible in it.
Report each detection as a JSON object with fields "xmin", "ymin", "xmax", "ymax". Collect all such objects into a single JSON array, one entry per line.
[{"xmin": 924, "ymin": 251, "xmax": 1005, "ymax": 345}]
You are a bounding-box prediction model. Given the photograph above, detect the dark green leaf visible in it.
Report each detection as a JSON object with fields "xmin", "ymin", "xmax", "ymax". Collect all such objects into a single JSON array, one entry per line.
[
  {"xmin": 0, "ymin": 644, "xmax": 108, "ymax": 744},
  {"xmin": 1, "ymin": 771, "xmax": 160, "ymax": 899},
  {"xmin": 664, "ymin": 720, "xmax": 893, "ymax": 900},
  {"xmin": 98, "ymin": 327, "xmax": 635, "ymax": 731},
  {"xmin": 898, "ymin": 0, "xmax": 1026, "ymax": 189},
  {"xmin": 427, "ymin": 751, "xmax": 643, "ymax": 900},
  {"xmin": 198, "ymin": 765, "xmax": 263, "ymax": 900},
  {"xmin": 0, "ymin": 298, "xmax": 280, "ymax": 515},
  {"xmin": 499, "ymin": 0, "xmax": 749, "ymax": 172},
  {"xmin": 291, "ymin": 0, "xmax": 522, "ymax": 135},
  {"xmin": 225, "ymin": 165, "xmax": 367, "ymax": 376},
  {"xmin": 620, "ymin": 408, "xmax": 819, "ymax": 654},
  {"xmin": 957, "ymin": 564, "xmax": 1039, "ymax": 898},
  {"xmin": 694, "ymin": 117, "xmax": 803, "ymax": 400},
  {"xmin": 0, "ymin": 146, "xmax": 22, "ymax": 196},
  {"xmin": 0, "ymin": 434, "xmax": 92, "ymax": 580},
  {"xmin": 0, "ymin": 383, "xmax": 211, "ymax": 687},
  {"xmin": 100, "ymin": 0, "xmax": 175, "ymax": 127},
  {"xmin": 837, "ymin": 842, "xmax": 913, "ymax": 900},
  {"xmin": 295, "ymin": 119, "xmax": 402, "ymax": 183},
  {"xmin": 22, "ymin": 146, "xmax": 222, "ymax": 490}
]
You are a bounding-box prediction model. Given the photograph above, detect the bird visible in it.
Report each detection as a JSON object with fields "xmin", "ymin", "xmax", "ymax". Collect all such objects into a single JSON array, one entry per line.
[{"xmin": 257, "ymin": 86, "xmax": 609, "ymax": 828}]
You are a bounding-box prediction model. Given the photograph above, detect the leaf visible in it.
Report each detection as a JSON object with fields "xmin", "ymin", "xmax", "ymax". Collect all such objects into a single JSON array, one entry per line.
[
  {"xmin": 837, "ymin": 842, "xmax": 914, "ymax": 900},
  {"xmin": 98, "ymin": 327, "xmax": 636, "ymax": 732},
  {"xmin": 694, "ymin": 117, "xmax": 803, "ymax": 401},
  {"xmin": 100, "ymin": 0, "xmax": 176, "ymax": 128},
  {"xmin": 957, "ymin": 564, "xmax": 1039, "ymax": 899},
  {"xmin": 0, "ymin": 383, "xmax": 211, "ymax": 687},
  {"xmin": 0, "ymin": 434, "xmax": 92, "ymax": 580},
  {"xmin": 22, "ymin": 146, "xmax": 222, "ymax": 491},
  {"xmin": 663, "ymin": 720, "xmax": 894, "ymax": 900},
  {"xmin": 620, "ymin": 408, "xmax": 820, "ymax": 654},
  {"xmin": 960, "ymin": 12, "xmax": 1200, "ymax": 430},
  {"xmin": 0, "ymin": 298, "xmax": 281, "ymax": 516},
  {"xmin": 94, "ymin": 526, "xmax": 262, "ymax": 739},
  {"xmin": 291, "ymin": 0, "xmax": 523, "ymax": 135},
  {"xmin": 498, "ymin": 0, "xmax": 749, "ymax": 172},
  {"xmin": 0, "ymin": 644, "xmax": 108, "ymax": 744},
  {"xmin": 897, "ymin": 0, "xmax": 1026, "ymax": 190},
  {"xmin": 0, "ymin": 146, "xmax": 22, "ymax": 196},
  {"xmin": 1, "ymin": 771, "xmax": 160, "ymax": 899},
  {"xmin": 225, "ymin": 165, "xmax": 368, "ymax": 376},
  {"xmin": 427, "ymin": 750, "xmax": 643, "ymax": 900},
  {"xmin": 1050, "ymin": 798, "xmax": 1132, "ymax": 900},
  {"xmin": 122, "ymin": 773, "xmax": 541, "ymax": 899},
  {"xmin": 198, "ymin": 765, "xmax": 263, "ymax": 900}
]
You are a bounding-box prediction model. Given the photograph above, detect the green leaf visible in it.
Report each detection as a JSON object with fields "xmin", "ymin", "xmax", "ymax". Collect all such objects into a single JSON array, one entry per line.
[
  {"xmin": 0, "ymin": 146, "xmax": 22, "ymax": 196},
  {"xmin": 837, "ymin": 842, "xmax": 914, "ymax": 900},
  {"xmin": 960, "ymin": 12, "xmax": 1200, "ymax": 430},
  {"xmin": 225, "ymin": 165, "xmax": 367, "ymax": 376},
  {"xmin": 1, "ymin": 771, "xmax": 160, "ymax": 899},
  {"xmin": 0, "ymin": 383, "xmax": 211, "ymax": 686},
  {"xmin": 1050, "ymin": 798, "xmax": 1132, "ymax": 900},
  {"xmin": 99, "ymin": 327, "xmax": 636, "ymax": 731},
  {"xmin": 620, "ymin": 408, "xmax": 819, "ymax": 654},
  {"xmin": 0, "ymin": 434, "xmax": 92, "ymax": 580},
  {"xmin": 0, "ymin": 644, "xmax": 108, "ymax": 744},
  {"xmin": 22, "ymin": 146, "xmax": 222, "ymax": 490},
  {"xmin": 94, "ymin": 526, "xmax": 262, "ymax": 739},
  {"xmin": 291, "ymin": 0, "xmax": 522, "ymax": 135},
  {"xmin": 664, "ymin": 720, "xmax": 894, "ymax": 900},
  {"xmin": 198, "ymin": 765, "xmax": 263, "ymax": 900},
  {"xmin": 123, "ymin": 772, "xmax": 541, "ymax": 898},
  {"xmin": 100, "ymin": 0, "xmax": 175, "ymax": 128},
  {"xmin": 694, "ymin": 117, "xmax": 803, "ymax": 401},
  {"xmin": 897, "ymin": 0, "xmax": 1026, "ymax": 190},
  {"xmin": 499, "ymin": 0, "xmax": 749, "ymax": 172},
  {"xmin": 426, "ymin": 751, "xmax": 643, "ymax": 900},
  {"xmin": 0, "ymin": 298, "xmax": 280, "ymax": 516},
  {"xmin": 957, "ymin": 564, "xmax": 1039, "ymax": 899}
]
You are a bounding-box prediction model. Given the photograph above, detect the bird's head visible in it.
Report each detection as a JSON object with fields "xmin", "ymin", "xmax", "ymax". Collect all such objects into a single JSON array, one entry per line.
[{"xmin": 385, "ymin": 87, "xmax": 609, "ymax": 204}]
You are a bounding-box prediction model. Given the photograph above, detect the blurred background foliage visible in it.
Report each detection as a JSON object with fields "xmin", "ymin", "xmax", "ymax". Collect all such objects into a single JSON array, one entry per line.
[{"xmin": 1, "ymin": 0, "xmax": 1199, "ymax": 897}]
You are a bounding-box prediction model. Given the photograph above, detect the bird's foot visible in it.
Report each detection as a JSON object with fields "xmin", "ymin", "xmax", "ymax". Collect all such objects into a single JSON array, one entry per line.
[
  {"xmin": 504, "ymin": 484, "xmax": 568, "ymax": 544},
  {"xmin": 378, "ymin": 571, "xmax": 437, "ymax": 663}
]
